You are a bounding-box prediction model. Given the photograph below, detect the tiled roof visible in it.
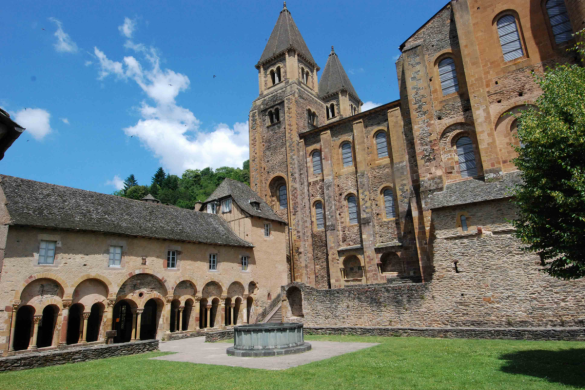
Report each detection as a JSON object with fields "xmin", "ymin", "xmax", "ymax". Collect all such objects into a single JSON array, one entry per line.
[{"xmin": 318, "ymin": 47, "xmax": 360, "ymax": 102}]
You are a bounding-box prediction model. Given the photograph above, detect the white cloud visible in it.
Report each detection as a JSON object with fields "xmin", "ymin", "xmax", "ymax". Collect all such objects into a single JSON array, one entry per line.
[
  {"xmin": 61, "ymin": 118, "xmax": 69, "ymax": 124},
  {"xmin": 118, "ymin": 17, "xmax": 137, "ymax": 39},
  {"xmin": 95, "ymin": 25, "xmax": 249, "ymax": 174},
  {"xmin": 49, "ymin": 17, "xmax": 78, "ymax": 53},
  {"xmin": 13, "ymin": 108, "xmax": 52, "ymax": 140},
  {"xmin": 106, "ymin": 175, "xmax": 124, "ymax": 190},
  {"xmin": 362, "ymin": 101, "xmax": 381, "ymax": 111},
  {"xmin": 84, "ymin": 60, "xmax": 93, "ymax": 66}
]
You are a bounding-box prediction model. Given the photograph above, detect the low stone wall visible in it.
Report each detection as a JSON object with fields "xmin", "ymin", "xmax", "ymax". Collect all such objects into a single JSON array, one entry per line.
[
  {"xmin": 205, "ymin": 330, "xmax": 234, "ymax": 342},
  {"xmin": 305, "ymin": 326, "xmax": 585, "ymax": 341},
  {"xmin": 0, "ymin": 340, "xmax": 158, "ymax": 372},
  {"xmin": 166, "ymin": 330, "xmax": 206, "ymax": 341}
]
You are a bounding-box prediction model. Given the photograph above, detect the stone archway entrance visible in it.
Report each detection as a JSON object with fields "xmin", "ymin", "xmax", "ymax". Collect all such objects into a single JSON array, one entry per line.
[
  {"xmin": 67, "ymin": 303, "xmax": 83, "ymax": 345},
  {"xmin": 86, "ymin": 303, "xmax": 104, "ymax": 343},
  {"xmin": 140, "ymin": 299, "xmax": 158, "ymax": 340},
  {"xmin": 113, "ymin": 300, "xmax": 133, "ymax": 343},
  {"xmin": 13, "ymin": 306, "xmax": 34, "ymax": 351},
  {"xmin": 37, "ymin": 305, "xmax": 58, "ymax": 348}
]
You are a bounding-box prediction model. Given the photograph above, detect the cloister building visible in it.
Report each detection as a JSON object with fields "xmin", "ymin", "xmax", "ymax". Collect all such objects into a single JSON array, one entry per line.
[{"xmin": 0, "ymin": 175, "xmax": 287, "ymax": 355}]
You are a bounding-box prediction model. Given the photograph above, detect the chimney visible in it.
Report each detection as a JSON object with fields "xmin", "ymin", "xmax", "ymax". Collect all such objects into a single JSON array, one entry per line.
[{"xmin": 194, "ymin": 202, "xmax": 203, "ymax": 211}]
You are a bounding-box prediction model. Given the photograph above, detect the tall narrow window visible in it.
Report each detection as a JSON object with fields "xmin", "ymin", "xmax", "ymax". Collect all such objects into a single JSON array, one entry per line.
[
  {"xmin": 375, "ymin": 132, "xmax": 389, "ymax": 158},
  {"xmin": 461, "ymin": 215, "xmax": 469, "ymax": 232},
  {"xmin": 276, "ymin": 67, "xmax": 281, "ymax": 83},
  {"xmin": 438, "ymin": 58, "xmax": 459, "ymax": 95},
  {"xmin": 315, "ymin": 201, "xmax": 324, "ymax": 230},
  {"xmin": 207, "ymin": 202, "xmax": 218, "ymax": 214},
  {"xmin": 274, "ymin": 108, "xmax": 280, "ymax": 122},
  {"xmin": 268, "ymin": 111, "xmax": 274, "ymax": 125},
  {"xmin": 546, "ymin": 0, "xmax": 573, "ymax": 44},
  {"xmin": 167, "ymin": 250, "xmax": 177, "ymax": 269},
  {"xmin": 209, "ymin": 253, "xmax": 217, "ymax": 271},
  {"xmin": 241, "ymin": 256, "xmax": 249, "ymax": 271},
  {"xmin": 222, "ymin": 198, "xmax": 232, "ymax": 213},
  {"xmin": 38, "ymin": 241, "xmax": 56, "ymax": 265},
  {"xmin": 456, "ymin": 137, "xmax": 478, "ymax": 178},
  {"xmin": 264, "ymin": 223, "xmax": 271, "ymax": 237},
  {"xmin": 270, "ymin": 70, "xmax": 276, "ymax": 85},
  {"xmin": 278, "ymin": 185, "xmax": 287, "ymax": 209},
  {"xmin": 383, "ymin": 189, "xmax": 396, "ymax": 219},
  {"xmin": 342, "ymin": 142, "xmax": 353, "ymax": 167},
  {"xmin": 109, "ymin": 246, "xmax": 122, "ymax": 267},
  {"xmin": 330, "ymin": 103, "xmax": 335, "ymax": 118},
  {"xmin": 326, "ymin": 106, "xmax": 331, "ymax": 119},
  {"xmin": 312, "ymin": 151, "xmax": 322, "ymax": 174},
  {"xmin": 497, "ymin": 15, "xmax": 524, "ymax": 61},
  {"xmin": 347, "ymin": 195, "xmax": 358, "ymax": 224}
]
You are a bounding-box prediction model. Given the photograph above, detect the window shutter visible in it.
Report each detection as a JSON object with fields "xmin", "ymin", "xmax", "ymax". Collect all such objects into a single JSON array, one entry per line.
[
  {"xmin": 342, "ymin": 143, "xmax": 353, "ymax": 167},
  {"xmin": 278, "ymin": 185, "xmax": 287, "ymax": 209},
  {"xmin": 347, "ymin": 196, "xmax": 358, "ymax": 224},
  {"xmin": 546, "ymin": 0, "xmax": 573, "ymax": 44},
  {"xmin": 456, "ymin": 137, "xmax": 478, "ymax": 178},
  {"xmin": 384, "ymin": 189, "xmax": 396, "ymax": 219},
  {"xmin": 315, "ymin": 202, "xmax": 324, "ymax": 230},
  {"xmin": 375, "ymin": 132, "xmax": 389, "ymax": 158},
  {"xmin": 312, "ymin": 151, "xmax": 322, "ymax": 174},
  {"xmin": 438, "ymin": 58, "xmax": 459, "ymax": 96},
  {"xmin": 497, "ymin": 15, "xmax": 524, "ymax": 61}
]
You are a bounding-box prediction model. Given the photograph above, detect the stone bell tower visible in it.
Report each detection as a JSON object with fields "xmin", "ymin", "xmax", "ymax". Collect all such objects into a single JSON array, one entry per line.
[{"xmin": 249, "ymin": 2, "xmax": 326, "ymax": 286}]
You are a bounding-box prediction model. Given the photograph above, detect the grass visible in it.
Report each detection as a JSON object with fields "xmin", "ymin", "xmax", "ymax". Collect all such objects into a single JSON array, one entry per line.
[{"xmin": 1, "ymin": 335, "xmax": 584, "ymax": 390}]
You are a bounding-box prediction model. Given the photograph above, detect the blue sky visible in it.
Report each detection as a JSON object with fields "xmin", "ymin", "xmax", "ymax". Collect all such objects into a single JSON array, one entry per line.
[{"xmin": 2, "ymin": 0, "xmax": 446, "ymax": 193}]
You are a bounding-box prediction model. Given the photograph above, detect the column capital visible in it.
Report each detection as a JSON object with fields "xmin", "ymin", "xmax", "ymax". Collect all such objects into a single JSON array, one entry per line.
[
  {"xmin": 230, "ymin": 303, "xmax": 235, "ymax": 308},
  {"xmin": 136, "ymin": 309, "xmax": 144, "ymax": 314},
  {"xmin": 179, "ymin": 307, "xmax": 185, "ymax": 311},
  {"xmin": 83, "ymin": 312, "xmax": 91, "ymax": 320},
  {"xmin": 106, "ymin": 299, "xmax": 116, "ymax": 308},
  {"xmin": 33, "ymin": 315, "xmax": 42, "ymax": 324},
  {"xmin": 206, "ymin": 304, "xmax": 212, "ymax": 309}
]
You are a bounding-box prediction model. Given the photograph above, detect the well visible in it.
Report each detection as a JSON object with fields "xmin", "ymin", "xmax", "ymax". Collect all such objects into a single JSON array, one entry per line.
[{"xmin": 226, "ymin": 323, "xmax": 311, "ymax": 357}]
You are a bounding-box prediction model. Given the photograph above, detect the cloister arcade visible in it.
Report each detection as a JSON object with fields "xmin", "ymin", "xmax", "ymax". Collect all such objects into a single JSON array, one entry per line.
[{"xmin": 7, "ymin": 273, "xmax": 257, "ymax": 353}]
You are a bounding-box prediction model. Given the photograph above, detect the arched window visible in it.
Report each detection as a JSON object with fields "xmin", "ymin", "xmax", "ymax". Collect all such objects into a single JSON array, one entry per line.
[
  {"xmin": 347, "ymin": 195, "xmax": 358, "ymax": 224},
  {"xmin": 438, "ymin": 57, "xmax": 459, "ymax": 95},
  {"xmin": 460, "ymin": 215, "xmax": 469, "ymax": 232},
  {"xmin": 497, "ymin": 15, "xmax": 524, "ymax": 61},
  {"xmin": 268, "ymin": 111, "xmax": 274, "ymax": 125},
  {"xmin": 383, "ymin": 189, "xmax": 396, "ymax": 219},
  {"xmin": 314, "ymin": 201, "xmax": 324, "ymax": 230},
  {"xmin": 270, "ymin": 70, "xmax": 276, "ymax": 86},
  {"xmin": 341, "ymin": 142, "xmax": 353, "ymax": 167},
  {"xmin": 546, "ymin": 0, "xmax": 573, "ymax": 44},
  {"xmin": 375, "ymin": 132, "xmax": 389, "ymax": 158},
  {"xmin": 326, "ymin": 106, "xmax": 330, "ymax": 120},
  {"xmin": 276, "ymin": 67, "xmax": 281, "ymax": 83},
  {"xmin": 456, "ymin": 136, "xmax": 478, "ymax": 178},
  {"xmin": 278, "ymin": 185, "xmax": 287, "ymax": 209},
  {"xmin": 330, "ymin": 103, "xmax": 335, "ymax": 118},
  {"xmin": 274, "ymin": 107, "xmax": 280, "ymax": 122},
  {"xmin": 312, "ymin": 150, "xmax": 322, "ymax": 174}
]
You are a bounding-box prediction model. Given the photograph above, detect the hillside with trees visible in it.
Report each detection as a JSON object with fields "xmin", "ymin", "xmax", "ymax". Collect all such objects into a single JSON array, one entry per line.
[{"xmin": 114, "ymin": 160, "xmax": 250, "ymax": 209}]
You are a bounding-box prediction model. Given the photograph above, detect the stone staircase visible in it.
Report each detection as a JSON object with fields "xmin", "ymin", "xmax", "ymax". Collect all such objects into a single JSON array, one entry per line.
[{"xmin": 264, "ymin": 306, "xmax": 282, "ymax": 323}]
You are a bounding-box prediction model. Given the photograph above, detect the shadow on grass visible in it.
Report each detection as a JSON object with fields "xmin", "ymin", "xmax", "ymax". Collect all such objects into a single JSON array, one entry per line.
[{"xmin": 500, "ymin": 348, "xmax": 585, "ymax": 388}]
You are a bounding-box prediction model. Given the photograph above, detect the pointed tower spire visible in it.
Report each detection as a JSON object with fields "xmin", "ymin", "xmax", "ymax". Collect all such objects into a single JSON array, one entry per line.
[
  {"xmin": 318, "ymin": 47, "xmax": 361, "ymax": 102},
  {"xmin": 257, "ymin": 4, "xmax": 318, "ymax": 69}
]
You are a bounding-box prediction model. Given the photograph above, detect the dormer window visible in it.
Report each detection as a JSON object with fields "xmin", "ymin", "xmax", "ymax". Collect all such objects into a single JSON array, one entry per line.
[
  {"xmin": 250, "ymin": 201, "xmax": 261, "ymax": 211},
  {"xmin": 221, "ymin": 198, "xmax": 232, "ymax": 213},
  {"xmin": 207, "ymin": 202, "xmax": 218, "ymax": 214}
]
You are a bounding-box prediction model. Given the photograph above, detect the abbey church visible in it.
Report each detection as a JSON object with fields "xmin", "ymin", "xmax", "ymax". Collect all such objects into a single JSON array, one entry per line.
[{"xmin": 0, "ymin": 0, "xmax": 585, "ymax": 358}]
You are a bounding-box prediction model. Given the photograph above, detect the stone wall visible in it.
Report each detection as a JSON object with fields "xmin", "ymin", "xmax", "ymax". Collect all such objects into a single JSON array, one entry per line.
[
  {"xmin": 0, "ymin": 340, "xmax": 158, "ymax": 372},
  {"xmin": 204, "ymin": 330, "xmax": 234, "ymax": 343}
]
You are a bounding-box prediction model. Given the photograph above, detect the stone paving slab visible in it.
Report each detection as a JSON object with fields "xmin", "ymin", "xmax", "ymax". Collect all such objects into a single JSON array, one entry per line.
[{"xmin": 153, "ymin": 337, "xmax": 378, "ymax": 370}]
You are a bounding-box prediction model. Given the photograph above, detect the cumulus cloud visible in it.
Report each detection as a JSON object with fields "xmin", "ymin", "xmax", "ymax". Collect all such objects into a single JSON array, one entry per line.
[
  {"xmin": 61, "ymin": 118, "xmax": 70, "ymax": 124},
  {"xmin": 95, "ymin": 24, "xmax": 249, "ymax": 174},
  {"xmin": 362, "ymin": 101, "xmax": 381, "ymax": 111},
  {"xmin": 118, "ymin": 17, "xmax": 137, "ymax": 39},
  {"xmin": 49, "ymin": 17, "xmax": 78, "ymax": 53},
  {"xmin": 13, "ymin": 108, "xmax": 52, "ymax": 140},
  {"xmin": 106, "ymin": 175, "xmax": 124, "ymax": 190}
]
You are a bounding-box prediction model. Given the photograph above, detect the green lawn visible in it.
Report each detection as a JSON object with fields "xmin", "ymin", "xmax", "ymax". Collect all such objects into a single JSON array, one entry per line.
[{"xmin": 1, "ymin": 335, "xmax": 584, "ymax": 390}]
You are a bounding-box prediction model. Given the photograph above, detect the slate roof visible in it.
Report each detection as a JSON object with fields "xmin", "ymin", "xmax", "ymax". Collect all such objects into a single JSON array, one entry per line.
[
  {"xmin": 318, "ymin": 47, "xmax": 361, "ymax": 102},
  {"xmin": 257, "ymin": 3, "xmax": 318, "ymax": 69},
  {"xmin": 0, "ymin": 175, "xmax": 253, "ymax": 247},
  {"xmin": 203, "ymin": 179, "xmax": 286, "ymax": 224}
]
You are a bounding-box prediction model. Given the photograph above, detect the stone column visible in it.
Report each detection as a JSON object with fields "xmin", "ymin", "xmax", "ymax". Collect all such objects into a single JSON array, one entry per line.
[
  {"xmin": 194, "ymin": 299, "xmax": 201, "ymax": 330},
  {"xmin": 178, "ymin": 308, "xmax": 184, "ymax": 331},
  {"xmin": 219, "ymin": 303, "xmax": 225, "ymax": 329},
  {"xmin": 206, "ymin": 305, "xmax": 211, "ymax": 329},
  {"xmin": 230, "ymin": 304, "xmax": 235, "ymax": 326},
  {"xmin": 59, "ymin": 300, "xmax": 72, "ymax": 346},
  {"xmin": 135, "ymin": 309, "xmax": 143, "ymax": 341},
  {"xmin": 130, "ymin": 309, "xmax": 138, "ymax": 341},
  {"xmin": 8, "ymin": 303, "xmax": 19, "ymax": 352},
  {"xmin": 242, "ymin": 307, "xmax": 248, "ymax": 324},
  {"xmin": 81, "ymin": 312, "xmax": 91, "ymax": 343},
  {"xmin": 29, "ymin": 315, "xmax": 42, "ymax": 350}
]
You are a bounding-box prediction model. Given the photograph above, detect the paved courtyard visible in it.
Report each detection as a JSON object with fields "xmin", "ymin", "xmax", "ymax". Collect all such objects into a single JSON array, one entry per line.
[{"xmin": 154, "ymin": 337, "xmax": 379, "ymax": 370}]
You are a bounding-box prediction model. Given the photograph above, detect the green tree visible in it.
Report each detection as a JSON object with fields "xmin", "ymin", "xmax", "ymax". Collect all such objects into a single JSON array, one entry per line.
[
  {"xmin": 123, "ymin": 174, "xmax": 138, "ymax": 194},
  {"xmin": 152, "ymin": 167, "xmax": 166, "ymax": 187},
  {"xmin": 512, "ymin": 31, "xmax": 585, "ymax": 279},
  {"xmin": 125, "ymin": 185, "xmax": 150, "ymax": 200}
]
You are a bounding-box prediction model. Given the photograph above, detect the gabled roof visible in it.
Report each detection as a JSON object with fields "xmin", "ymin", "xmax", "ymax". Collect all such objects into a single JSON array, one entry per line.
[
  {"xmin": 203, "ymin": 179, "xmax": 286, "ymax": 224},
  {"xmin": 318, "ymin": 47, "xmax": 361, "ymax": 102},
  {"xmin": 0, "ymin": 175, "xmax": 253, "ymax": 248},
  {"xmin": 257, "ymin": 3, "xmax": 318, "ymax": 69},
  {"xmin": 0, "ymin": 108, "xmax": 25, "ymax": 161}
]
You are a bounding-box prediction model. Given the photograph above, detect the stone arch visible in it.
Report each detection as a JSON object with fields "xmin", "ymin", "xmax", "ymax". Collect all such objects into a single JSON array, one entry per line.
[
  {"xmin": 67, "ymin": 274, "xmax": 113, "ymax": 299},
  {"xmin": 12, "ymin": 305, "xmax": 35, "ymax": 351},
  {"xmin": 20, "ymin": 278, "xmax": 64, "ymax": 312},
  {"xmin": 268, "ymin": 175, "xmax": 287, "ymax": 212},
  {"xmin": 495, "ymin": 104, "xmax": 536, "ymax": 173},
  {"xmin": 342, "ymin": 255, "xmax": 363, "ymax": 280},
  {"xmin": 286, "ymin": 286, "xmax": 303, "ymax": 317},
  {"xmin": 15, "ymin": 273, "xmax": 68, "ymax": 301},
  {"xmin": 37, "ymin": 304, "xmax": 59, "ymax": 348},
  {"xmin": 171, "ymin": 278, "xmax": 198, "ymax": 295},
  {"xmin": 248, "ymin": 281, "xmax": 258, "ymax": 295},
  {"xmin": 72, "ymin": 278, "xmax": 109, "ymax": 309},
  {"xmin": 227, "ymin": 281, "xmax": 245, "ymax": 298},
  {"xmin": 117, "ymin": 273, "xmax": 168, "ymax": 309},
  {"xmin": 202, "ymin": 281, "xmax": 224, "ymax": 299},
  {"xmin": 380, "ymin": 252, "xmax": 403, "ymax": 276},
  {"xmin": 117, "ymin": 269, "xmax": 170, "ymax": 296},
  {"xmin": 439, "ymin": 122, "xmax": 483, "ymax": 181},
  {"xmin": 173, "ymin": 280, "xmax": 197, "ymax": 302}
]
